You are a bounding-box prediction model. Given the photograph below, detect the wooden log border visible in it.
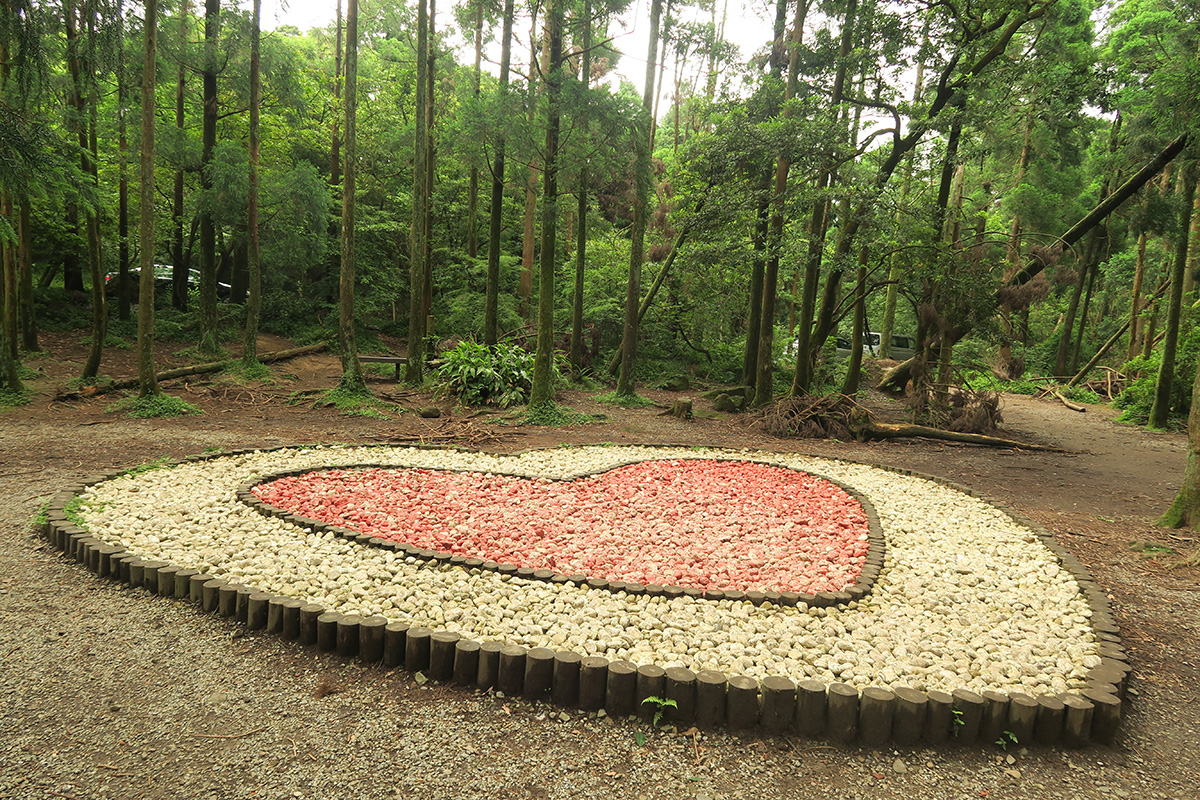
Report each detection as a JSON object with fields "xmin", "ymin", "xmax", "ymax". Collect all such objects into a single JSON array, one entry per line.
[{"xmin": 41, "ymin": 443, "xmax": 1127, "ymax": 747}]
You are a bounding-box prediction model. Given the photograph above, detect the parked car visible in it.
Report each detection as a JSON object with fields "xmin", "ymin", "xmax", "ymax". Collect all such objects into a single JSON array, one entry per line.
[
  {"xmin": 835, "ymin": 332, "xmax": 916, "ymax": 361},
  {"xmin": 104, "ymin": 265, "xmax": 232, "ymax": 300}
]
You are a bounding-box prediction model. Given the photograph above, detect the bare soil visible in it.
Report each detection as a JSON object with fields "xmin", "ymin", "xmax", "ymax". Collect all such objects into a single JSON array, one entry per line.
[{"xmin": 1, "ymin": 333, "xmax": 1197, "ymax": 799}]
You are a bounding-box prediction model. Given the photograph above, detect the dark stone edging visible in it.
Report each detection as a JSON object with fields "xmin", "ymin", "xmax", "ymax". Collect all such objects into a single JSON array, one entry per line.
[
  {"xmin": 42, "ymin": 443, "xmax": 1127, "ymax": 747},
  {"xmin": 237, "ymin": 458, "xmax": 885, "ymax": 608}
]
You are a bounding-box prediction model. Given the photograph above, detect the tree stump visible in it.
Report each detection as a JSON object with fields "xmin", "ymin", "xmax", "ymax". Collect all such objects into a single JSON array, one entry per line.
[{"xmin": 666, "ymin": 399, "xmax": 693, "ymax": 420}]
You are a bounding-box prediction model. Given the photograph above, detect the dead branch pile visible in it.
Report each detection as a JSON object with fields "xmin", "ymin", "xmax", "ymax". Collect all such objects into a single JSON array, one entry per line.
[
  {"xmin": 944, "ymin": 389, "xmax": 1002, "ymax": 433},
  {"xmin": 753, "ymin": 393, "xmax": 1065, "ymax": 451},
  {"xmin": 752, "ymin": 394, "xmax": 864, "ymax": 439},
  {"xmin": 1033, "ymin": 368, "xmax": 1126, "ymax": 403}
]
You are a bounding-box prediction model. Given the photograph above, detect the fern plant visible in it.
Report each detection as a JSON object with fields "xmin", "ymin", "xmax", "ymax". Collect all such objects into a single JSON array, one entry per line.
[{"xmin": 435, "ymin": 340, "xmax": 536, "ymax": 408}]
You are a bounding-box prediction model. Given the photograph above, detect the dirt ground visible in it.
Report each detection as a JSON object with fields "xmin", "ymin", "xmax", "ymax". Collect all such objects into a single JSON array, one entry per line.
[{"xmin": 2, "ymin": 331, "xmax": 1198, "ymax": 799}]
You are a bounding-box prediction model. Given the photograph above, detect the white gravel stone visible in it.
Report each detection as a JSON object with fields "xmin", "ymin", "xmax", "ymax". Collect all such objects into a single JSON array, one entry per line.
[{"xmin": 75, "ymin": 445, "xmax": 1100, "ymax": 696}]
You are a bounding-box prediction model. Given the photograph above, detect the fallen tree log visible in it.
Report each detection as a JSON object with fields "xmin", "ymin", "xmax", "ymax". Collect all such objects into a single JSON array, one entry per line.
[
  {"xmin": 850, "ymin": 414, "xmax": 1067, "ymax": 451},
  {"xmin": 57, "ymin": 343, "xmax": 328, "ymax": 400},
  {"xmin": 1052, "ymin": 390, "xmax": 1087, "ymax": 412},
  {"xmin": 877, "ymin": 133, "xmax": 1189, "ymax": 393}
]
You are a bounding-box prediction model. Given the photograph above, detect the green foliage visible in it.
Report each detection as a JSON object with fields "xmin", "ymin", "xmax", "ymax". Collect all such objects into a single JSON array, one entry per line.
[
  {"xmin": 34, "ymin": 288, "xmax": 94, "ymax": 332},
  {"xmin": 996, "ymin": 730, "xmax": 1019, "ymax": 750},
  {"xmin": 962, "ymin": 369, "xmax": 1043, "ymax": 396},
  {"xmin": 122, "ymin": 457, "xmax": 175, "ymax": 477},
  {"xmin": 1064, "ymin": 385, "xmax": 1104, "ymax": 404},
  {"xmin": 1115, "ymin": 320, "xmax": 1200, "ymax": 427},
  {"xmin": 231, "ymin": 359, "xmax": 271, "ymax": 381},
  {"xmin": 593, "ymin": 391, "xmax": 657, "ymax": 408},
  {"xmin": 0, "ymin": 388, "xmax": 31, "ymax": 408},
  {"xmin": 436, "ymin": 340, "xmax": 537, "ymax": 408},
  {"xmin": 319, "ymin": 385, "xmax": 393, "ymax": 419},
  {"xmin": 640, "ymin": 695, "xmax": 678, "ymax": 729},
  {"xmin": 108, "ymin": 393, "xmax": 202, "ymax": 419},
  {"xmin": 521, "ymin": 403, "xmax": 604, "ymax": 427},
  {"xmin": 63, "ymin": 495, "xmax": 90, "ymax": 528},
  {"xmin": 813, "ymin": 336, "xmax": 847, "ymax": 394}
]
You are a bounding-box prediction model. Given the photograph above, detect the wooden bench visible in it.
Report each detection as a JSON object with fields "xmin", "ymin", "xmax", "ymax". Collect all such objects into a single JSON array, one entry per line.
[{"xmin": 359, "ymin": 354, "xmax": 405, "ymax": 381}]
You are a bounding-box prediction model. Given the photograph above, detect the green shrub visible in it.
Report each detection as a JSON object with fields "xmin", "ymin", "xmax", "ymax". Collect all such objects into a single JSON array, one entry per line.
[
  {"xmin": 0, "ymin": 388, "xmax": 30, "ymax": 407},
  {"xmin": 436, "ymin": 340, "xmax": 539, "ymax": 408},
  {"xmin": 108, "ymin": 392, "xmax": 201, "ymax": 418},
  {"xmin": 1115, "ymin": 318, "xmax": 1200, "ymax": 426}
]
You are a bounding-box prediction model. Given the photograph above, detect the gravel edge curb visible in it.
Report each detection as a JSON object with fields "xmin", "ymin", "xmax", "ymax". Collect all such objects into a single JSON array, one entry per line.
[{"xmin": 41, "ymin": 442, "xmax": 1127, "ymax": 748}]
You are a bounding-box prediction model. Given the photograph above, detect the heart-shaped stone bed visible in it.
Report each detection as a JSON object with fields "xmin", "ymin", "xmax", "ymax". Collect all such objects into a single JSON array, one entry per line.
[{"xmin": 248, "ymin": 459, "xmax": 877, "ymax": 597}]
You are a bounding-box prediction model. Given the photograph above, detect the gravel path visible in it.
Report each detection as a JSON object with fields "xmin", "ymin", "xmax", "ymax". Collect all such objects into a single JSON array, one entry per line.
[{"xmin": 0, "ymin": 419, "xmax": 1194, "ymax": 800}]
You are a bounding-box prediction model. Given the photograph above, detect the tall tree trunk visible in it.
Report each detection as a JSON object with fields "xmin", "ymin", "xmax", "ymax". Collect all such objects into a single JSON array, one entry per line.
[
  {"xmin": 1055, "ymin": 232, "xmax": 1099, "ymax": 377},
  {"xmin": 171, "ymin": 1, "xmax": 189, "ymax": 311},
  {"xmin": 61, "ymin": 5, "xmax": 84, "ymax": 299},
  {"xmin": 324, "ymin": 0, "xmax": 343, "ymax": 290},
  {"xmin": 116, "ymin": 5, "xmax": 131, "ymax": 322},
  {"xmin": 332, "ymin": 0, "xmax": 342, "ymax": 190},
  {"xmin": 484, "ymin": 0, "xmax": 515, "ymax": 345},
  {"xmin": 138, "ymin": 0, "xmax": 160, "ymax": 398},
  {"xmin": 406, "ymin": 0, "xmax": 429, "ymax": 383},
  {"xmin": 1187, "ymin": 185, "xmax": 1200, "ymax": 299},
  {"xmin": 197, "ymin": 0, "xmax": 220, "ymax": 356},
  {"xmin": 570, "ymin": 0, "xmax": 591, "ymax": 374},
  {"xmin": 17, "ymin": 198, "xmax": 36, "ymax": 352},
  {"xmin": 1161, "ymin": 342, "xmax": 1200, "ymax": 528},
  {"xmin": 519, "ymin": 25, "xmax": 540, "ymax": 318},
  {"xmin": 1150, "ymin": 163, "xmax": 1198, "ymax": 428},
  {"xmin": 467, "ymin": 1, "xmax": 482, "ymax": 259},
  {"xmin": 754, "ymin": 0, "xmax": 809, "ymax": 405},
  {"xmin": 528, "ymin": 0, "xmax": 563, "ymax": 408},
  {"xmin": 172, "ymin": 0, "xmax": 190, "ymax": 311},
  {"xmin": 243, "ymin": 0, "xmax": 262, "ymax": 368},
  {"xmin": 792, "ymin": 0, "xmax": 857, "ymax": 393},
  {"xmin": 423, "ymin": 0, "xmax": 436, "ymax": 330},
  {"xmin": 1128, "ymin": 226, "xmax": 1149, "ymax": 359},
  {"xmin": 741, "ymin": 207, "xmax": 766, "ymax": 388},
  {"xmin": 879, "ymin": 15, "xmax": 928, "ymax": 359},
  {"xmin": 338, "ymin": 0, "xmax": 364, "ymax": 391},
  {"xmin": 1132, "ymin": 169, "xmax": 1175, "ymax": 359},
  {"xmin": 1070, "ymin": 230, "xmax": 1104, "ymax": 374},
  {"xmin": 1, "ymin": 191, "xmax": 15, "ymax": 363},
  {"xmin": 0, "ymin": 217, "xmax": 18, "ymax": 392},
  {"xmin": 739, "ymin": 0, "xmax": 793, "ymax": 392},
  {"xmin": 841, "ymin": 245, "xmax": 870, "ymax": 394},
  {"xmin": 72, "ymin": 3, "xmax": 105, "ymax": 380},
  {"xmin": 614, "ymin": 0, "xmax": 662, "ymax": 397}
]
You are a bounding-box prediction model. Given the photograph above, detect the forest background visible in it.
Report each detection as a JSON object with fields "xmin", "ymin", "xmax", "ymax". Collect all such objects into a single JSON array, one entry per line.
[{"xmin": 0, "ymin": 0, "xmax": 1197, "ymax": 473}]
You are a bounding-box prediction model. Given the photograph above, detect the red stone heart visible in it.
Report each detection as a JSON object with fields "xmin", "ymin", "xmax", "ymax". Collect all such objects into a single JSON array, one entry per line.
[{"xmin": 252, "ymin": 459, "xmax": 872, "ymax": 594}]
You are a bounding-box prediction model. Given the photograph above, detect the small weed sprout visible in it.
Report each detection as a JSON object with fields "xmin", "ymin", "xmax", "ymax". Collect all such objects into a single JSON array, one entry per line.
[
  {"xmin": 996, "ymin": 730, "xmax": 1018, "ymax": 750},
  {"xmin": 640, "ymin": 695, "xmax": 678, "ymax": 729}
]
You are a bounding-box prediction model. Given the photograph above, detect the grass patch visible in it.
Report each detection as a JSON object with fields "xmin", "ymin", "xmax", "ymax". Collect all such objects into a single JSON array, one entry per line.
[
  {"xmin": 122, "ymin": 456, "xmax": 176, "ymax": 477},
  {"xmin": 227, "ymin": 359, "xmax": 271, "ymax": 381},
  {"xmin": 522, "ymin": 402, "xmax": 605, "ymax": 427},
  {"xmin": 318, "ymin": 385, "xmax": 395, "ymax": 419},
  {"xmin": 108, "ymin": 392, "xmax": 202, "ymax": 418},
  {"xmin": 592, "ymin": 390, "xmax": 658, "ymax": 408},
  {"xmin": 173, "ymin": 345, "xmax": 228, "ymax": 362},
  {"xmin": 0, "ymin": 388, "xmax": 31, "ymax": 407}
]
